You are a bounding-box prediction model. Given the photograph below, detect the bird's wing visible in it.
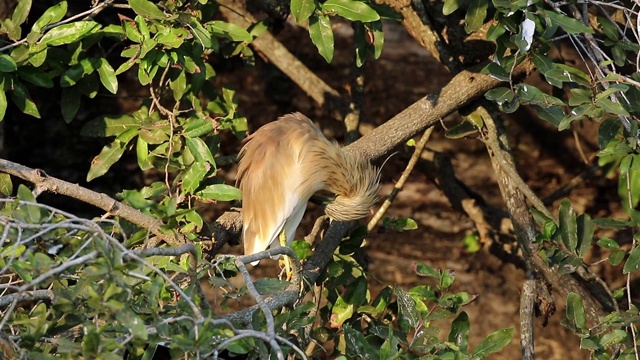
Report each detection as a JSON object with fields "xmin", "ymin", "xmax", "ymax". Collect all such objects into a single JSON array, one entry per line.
[{"xmin": 239, "ymin": 113, "xmax": 324, "ymax": 256}]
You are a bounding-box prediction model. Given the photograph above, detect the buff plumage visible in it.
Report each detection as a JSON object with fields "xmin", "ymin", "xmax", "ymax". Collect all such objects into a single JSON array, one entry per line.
[{"xmin": 236, "ymin": 112, "xmax": 379, "ymax": 258}]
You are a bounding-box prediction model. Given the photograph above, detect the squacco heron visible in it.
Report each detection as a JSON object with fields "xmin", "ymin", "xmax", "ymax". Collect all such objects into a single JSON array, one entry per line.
[{"xmin": 237, "ymin": 113, "xmax": 379, "ymax": 265}]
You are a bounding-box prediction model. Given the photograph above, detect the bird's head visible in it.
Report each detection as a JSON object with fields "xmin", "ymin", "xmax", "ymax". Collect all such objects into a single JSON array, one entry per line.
[{"xmin": 324, "ymin": 156, "xmax": 380, "ymax": 221}]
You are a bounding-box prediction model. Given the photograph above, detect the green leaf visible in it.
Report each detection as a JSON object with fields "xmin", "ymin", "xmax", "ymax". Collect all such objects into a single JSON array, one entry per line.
[
  {"xmin": 11, "ymin": 0, "xmax": 31, "ymax": 27},
  {"xmin": 135, "ymin": 136, "xmax": 153, "ymax": 171},
  {"xmin": 96, "ymin": 58, "xmax": 118, "ymax": 94},
  {"xmin": 10, "ymin": 80, "xmax": 40, "ymax": 118},
  {"xmin": 291, "ymin": 240, "xmax": 312, "ymax": 260},
  {"xmin": 0, "ymin": 54, "xmax": 17, "ymax": 72},
  {"xmin": 343, "ymin": 323, "xmax": 380, "ymax": 360},
  {"xmin": 558, "ymin": 199, "xmax": 578, "ymax": 252},
  {"xmin": 517, "ymin": 84, "xmax": 564, "ymax": 106},
  {"xmin": 566, "ymin": 292, "xmax": 586, "ymax": 330},
  {"xmin": 448, "ymin": 312, "xmax": 470, "ymax": 352},
  {"xmin": 195, "ymin": 184, "xmax": 242, "ymax": 201},
  {"xmin": 309, "ymin": 14, "xmax": 334, "ymax": 63},
  {"xmin": 597, "ymin": 237, "xmax": 619, "ymax": 250},
  {"xmin": 0, "ymin": 89, "xmax": 6, "ymax": 121},
  {"xmin": 395, "ymin": 286, "xmax": 419, "ymax": 328},
  {"xmin": 472, "ymin": 327, "xmax": 515, "ymax": 357},
  {"xmin": 17, "ymin": 67, "xmax": 53, "ymax": 88},
  {"xmin": 576, "ymin": 213, "xmax": 593, "ymax": 257},
  {"xmin": 323, "ymin": 0, "xmax": 380, "ymax": 22},
  {"xmin": 185, "ymin": 137, "xmax": 216, "ymax": 165},
  {"xmin": 188, "ymin": 18, "xmax": 214, "ymax": 49},
  {"xmin": 594, "ymin": 84, "xmax": 629, "ymax": 102},
  {"xmin": 611, "ymin": 44, "xmax": 626, "ymax": 67},
  {"xmin": 210, "ymin": 21, "xmax": 253, "ymax": 42},
  {"xmin": 623, "ymin": 244, "xmax": 640, "ymax": 274},
  {"xmin": 32, "ymin": 1, "xmax": 67, "ymax": 33},
  {"xmin": 445, "ymin": 120, "xmax": 479, "ymax": 139},
  {"xmin": 121, "ymin": 189, "xmax": 157, "ymax": 210},
  {"xmin": 330, "ymin": 295, "xmax": 354, "ymax": 328},
  {"xmin": 414, "ymin": 262, "xmax": 439, "ymax": 278},
  {"xmin": 485, "ymin": 87, "xmax": 514, "ymax": 102},
  {"xmin": 540, "ymin": 10, "xmax": 595, "ymax": 35},
  {"xmin": 291, "ymin": 0, "xmax": 316, "ymax": 23},
  {"xmin": 60, "ymin": 58, "xmax": 98, "ymax": 87},
  {"xmin": 599, "ymin": 329, "xmax": 628, "ymax": 348},
  {"xmin": 596, "ymin": 98, "xmax": 630, "ymax": 116},
  {"xmin": 383, "ymin": 217, "xmax": 418, "ymax": 232},
  {"xmin": 0, "ymin": 173, "xmax": 13, "ymax": 196},
  {"xmin": 40, "ymin": 21, "xmax": 101, "ymax": 46},
  {"xmin": 86, "ymin": 129, "xmax": 137, "ymax": 181},
  {"xmin": 344, "ymin": 276, "xmax": 369, "ymax": 305},
  {"xmin": 157, "ymin": 27, "xmax": 188, "ymax": 49},
  {"xmin": 609, "ymin": 249, "xmax": 625, "ymax": 266},
  {"xmin": 482, "ymin": 62, "xmax": 510, "ymax": 81},
  {"xmin": 254, "ymin": 278, "xmax": 289, "ymax": 295},
  {"xmin": 116, "ymin": 311, "xmax": 148, "ymax": 342},
  {"xmin": 81, "ymin": 114, "xmax": 141, "ymax": 137},
  {"xmin": 530, "ymin": 104, "xmax": 564, "ymax": 127},
  {"xmin": 443, "ymin": 0, "xmax": 463, "ymax": 15},
  {"xmin": 592, "ymin": 217, "xmax": 630, "ymax": 229},
  {"xmin": 17, "ymin": 184, "xmax": 40, "ymax": 223},
  {"xmin": 181, "ymin": 161, "xmax": 207, "ymax": 194},
  {"xmin": 170, "ymin": 71, "xmax": 187, "ymax": 101},
  {"xmin": 183, "ymin": 117, "xmax": 213, "ymax": 138},
  {"xmin": 61, "ymin": 87, "xmax": 81, "ymax": 123},
  {"xmin": 465, "ymin": 0, "xmax": 488, "ymax": 33},
  {"xmin": 369, "ymin": 21, "xmax": 384, "ymax": 59},
  {"xmin": 129, "ymin": 0, "xmax": 166, "ymax": 20},
  {"xmin": 598, "ymin": 118, "xmax": 621, "ymax": 149},
  {"xmin": 597, "ymin": 16, "xmax": 619, "ymax": 41}
]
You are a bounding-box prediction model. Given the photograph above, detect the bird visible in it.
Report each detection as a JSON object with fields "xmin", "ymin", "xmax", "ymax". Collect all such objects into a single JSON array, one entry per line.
[{"xmin": 236, "ymin": 112, "xmax": 379, "ymax": 265}]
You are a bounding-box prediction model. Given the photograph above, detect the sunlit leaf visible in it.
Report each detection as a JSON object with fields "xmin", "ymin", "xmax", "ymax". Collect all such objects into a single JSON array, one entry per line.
[
  {"xmin": 96, "ymin": 58, "xmax": 118, "ymax": 94},
  {"xmin": 129, "ymin": 0, "xmax": 166, "ymax": 20},
  {"xmin": 623, "ymin": 245, "xmax": 640, "ymax": 274},
  {"xmin": 309, "ymin": 14, "xmax": 334, "ymax": 63},
  {"xmin": 443, "ymin": 0, "xmax": 463, "ymax": 15},
  {"xmin": 472, "ymin": 327, "xmax": 514, "ymax": 357},
  {"xmin": 0, "ymin": 173, "xmax": 12, "ymax": 196},
  {"xmin": 0, "ymin": 89, "xmax": 6, "ymax": 121},
  {"xmin": 10, "ymin": 80, "xmax": 40, "ymax": 118},
  {"xmin": 465, "ymin": 0, "xmax": 488, "ymax": 33},
  {"xmin": 323, "ymin": 0, "xmax": 380, "ymax": 22},
  {"xmin": 40, "ymin": 21, "xmax": 101, "ymax": 46},
  {"xmin": 11, "ymin": 0, "xmax": 31, "ymax": 27},
  {"xmin": 195, "ymin": 184, "xmax": 242, "ymax": 201},
  {"xmin": 87, "ymin": 129, "xmax": 137, "ymax": 181},
  {"xmin": 395, "ymin": 287, "xmax": 419, "ymax": 328},
  {"xmin": 210, "ymin": 21, "xmax": 253, "ymax": 42},
  {"xmin": 32, "ymin": 1, "xmax": 67, "ymax": 33},
  {"xmin": 291, "ymin": 0, "xmax": 316, "ymax": 23}
]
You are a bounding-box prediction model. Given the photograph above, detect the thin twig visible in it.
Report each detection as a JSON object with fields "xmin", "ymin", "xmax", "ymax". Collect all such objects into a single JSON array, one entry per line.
[{"xmin": 367, "ymin": 127, "xmax": 434, "ymax": 232}]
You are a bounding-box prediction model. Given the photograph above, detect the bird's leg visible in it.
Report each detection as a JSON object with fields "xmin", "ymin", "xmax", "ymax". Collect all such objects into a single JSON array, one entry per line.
[{"xmin": 278, "ymin": 229, "xmax": 293, "ymax": 281}]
